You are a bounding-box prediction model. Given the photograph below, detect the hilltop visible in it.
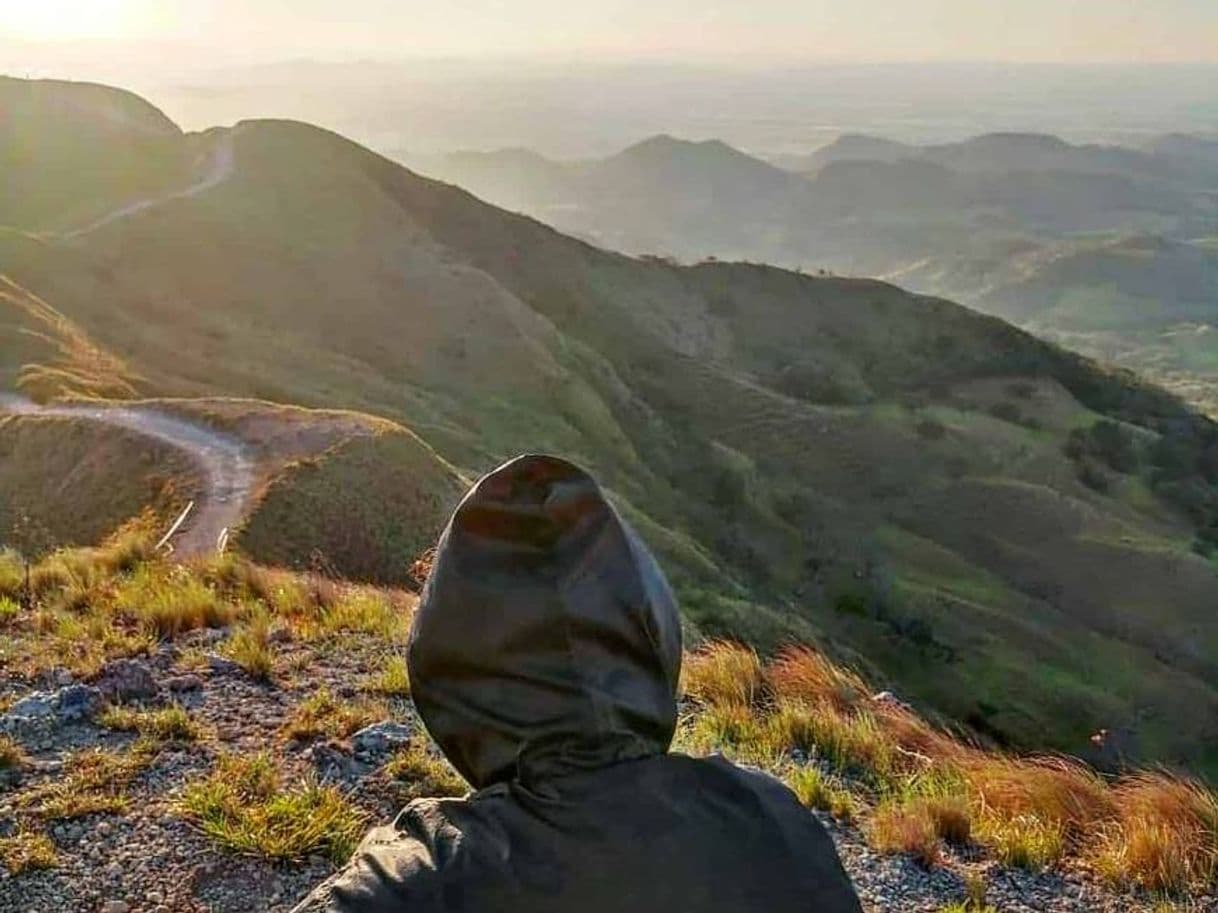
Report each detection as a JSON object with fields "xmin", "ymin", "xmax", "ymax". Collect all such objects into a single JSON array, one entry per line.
[
  {"xmin": 0, "ymin": 544, "xmax": 1214, "ymax": 911},
  {"xmin": 5, "ymin": 79, "xmax": 1218, "ymax": 780}
]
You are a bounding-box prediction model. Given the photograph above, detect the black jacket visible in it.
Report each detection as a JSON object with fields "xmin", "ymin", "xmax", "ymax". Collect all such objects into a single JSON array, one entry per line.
[{"xmin": 295, "ymin": 454, "xmax": 862, "ymax": 912}]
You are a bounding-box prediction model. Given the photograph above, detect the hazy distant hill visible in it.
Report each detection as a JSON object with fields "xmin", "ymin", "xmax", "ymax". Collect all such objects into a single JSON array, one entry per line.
[
  {"xmin": 411, "ymin": 130, "xmax": 1218, "ymax": 413},
  {"xmin": 8, "ymin": 79, "xmax": 1218, "ymax": 775}
]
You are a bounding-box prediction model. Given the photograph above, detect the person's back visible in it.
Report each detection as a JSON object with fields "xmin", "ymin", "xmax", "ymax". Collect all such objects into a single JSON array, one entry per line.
[{"xmin": 295, "ymin": 455, "xmax": 862, "ymax": 913}]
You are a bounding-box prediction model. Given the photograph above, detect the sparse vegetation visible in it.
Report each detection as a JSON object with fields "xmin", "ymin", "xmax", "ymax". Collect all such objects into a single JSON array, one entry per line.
[
  {"xmin": 384, "ymin": 739, "xmax": 467, "ymax": 799},
  {"xmin": 0, "ymin": 828, "xmax": 57, "ymax": 874},
  {"xmin": 675, "ymin": 640, "xmax": 1218, "ymax": 893},
  {"xmin": 26, "ymin": 744, "xmax": 155, "ymax": 820},
  {"xmin": 366, "ymin": 654, "xmax": 411, "ymax": 696},
  {"xmin": 98, "ymin": 704, "xmax": 201, "ymax": 744},
  {"xmin": 178, "ymin": 753, "xmax": 366, "ymax": 863},
  {"xmin": 223, "ymin": 607, "xmax": 277, "ymax": 681},
  {"xmin": 281, "ymin": 689, "xmax": 386, "ymax": 743},
  {"xmin": 0, "ymin": 735, "xmax": 28, "ymax": 771}
]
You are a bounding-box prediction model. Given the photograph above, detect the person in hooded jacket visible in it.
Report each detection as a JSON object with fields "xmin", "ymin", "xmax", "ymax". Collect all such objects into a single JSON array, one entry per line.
[{"xmin": 294, "ymin": 454, "xmax": 863, "ymax": 913}]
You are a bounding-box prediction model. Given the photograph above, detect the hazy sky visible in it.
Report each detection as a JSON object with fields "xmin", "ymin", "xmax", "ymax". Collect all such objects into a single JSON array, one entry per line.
[{"xmin": 2, "ymin": 0, "xmax": 1217, "ymax": 65}]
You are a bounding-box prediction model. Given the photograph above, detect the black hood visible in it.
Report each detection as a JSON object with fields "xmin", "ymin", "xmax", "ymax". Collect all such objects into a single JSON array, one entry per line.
[{"xmin": 407, "ymin": 454, "xmax": 683, "ymax": 790}]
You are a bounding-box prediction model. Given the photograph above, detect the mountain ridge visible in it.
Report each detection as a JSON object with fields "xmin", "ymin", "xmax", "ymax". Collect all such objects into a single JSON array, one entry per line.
[{"xmin": 5, "ymin": 78, "xmax": 1218, "ymax": 775}]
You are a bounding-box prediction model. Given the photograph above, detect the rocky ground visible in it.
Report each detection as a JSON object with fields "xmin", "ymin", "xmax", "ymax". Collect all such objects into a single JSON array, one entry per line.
[{"xmin": 0, "ymin": 632, "xmax": 1207, "ymax": 913}]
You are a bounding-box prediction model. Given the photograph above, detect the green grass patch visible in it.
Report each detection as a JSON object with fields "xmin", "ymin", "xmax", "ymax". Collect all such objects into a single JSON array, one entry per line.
[
  {"xmin": 178, "ymin": 753, "xmax": 366, "ymax": 863},
  {"xmin": 384, "ymin": 739, "xmax": 467, "ymax": 799}
]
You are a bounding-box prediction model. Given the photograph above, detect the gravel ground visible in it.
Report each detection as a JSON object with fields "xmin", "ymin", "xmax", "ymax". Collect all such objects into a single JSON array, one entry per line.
[{"xmin": 0, "ymin": 638, "xmax": 1207, "ymax": 913}]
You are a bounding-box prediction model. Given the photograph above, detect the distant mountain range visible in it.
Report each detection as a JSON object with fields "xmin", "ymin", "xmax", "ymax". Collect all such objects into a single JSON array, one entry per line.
[
  {"xmin": 7, "ymin": 77, "xmax": 1218, "ymax": 776},
  {"xmin": 407, "ymin": 130, "xmax": 1218, "ymax": 413}
]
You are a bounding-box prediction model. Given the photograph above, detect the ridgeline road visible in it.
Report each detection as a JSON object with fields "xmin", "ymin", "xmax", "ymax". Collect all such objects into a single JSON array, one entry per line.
[
  {"xmin": 59, "ymin": 129, "xmax": 240, "ymax": 241},
  {"xmin": 0, "ymin": 393, "xmax": 255, "ymax": 557}
]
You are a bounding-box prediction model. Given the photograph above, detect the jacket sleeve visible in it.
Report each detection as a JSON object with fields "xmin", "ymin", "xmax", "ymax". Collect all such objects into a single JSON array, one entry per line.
[{"xmin": 291, "ymin": 803, "xmax": 453, "ymax": 913}]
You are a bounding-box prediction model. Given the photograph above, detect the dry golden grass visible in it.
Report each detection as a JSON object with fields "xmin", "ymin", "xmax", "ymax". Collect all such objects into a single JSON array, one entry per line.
[
  {"xmin": 0, "ymin": 735, "xmax": 28, "ymax": 771},
  {"xmin": 281, "ymin": 689, "xmax": 386, "ymax": 743},
  {"xmin": 0, "ymin": 828, "xmax": 57, "ymax": 874},
  {"xmin": 766, "ymin": 645, "xmax": 869, "ymax": 712},
  {"xmin": 1092, "ymin": 774, "xmax": 1218, "ymax": 893},
  {"xmin": 869, "ymin": 802, "xmax": 943, "ymax": 868},
  {"xmin": 681, "ymin": 641, "xmax": 764, "ymax": 708},
  {"xmin": 673, "ymin": 635, "xmax": 1218, "ymax": 893},
  {"xmin": 385, "ymin": 739, "xmax": 467, "ymax": 799}
]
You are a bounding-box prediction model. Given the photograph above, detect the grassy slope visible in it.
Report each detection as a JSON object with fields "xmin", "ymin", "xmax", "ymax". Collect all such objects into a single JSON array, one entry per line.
[
  {"xmin": 0, "ymin": 77, "xmax": 193, "ymax": 233},
  {"xmin": 4, "ymin": 548, "xmax": 1217, "ymax": 904},
  {"xmin": 0, "ymin": 414, "xmax": 198, "ymax": 550},
  {"xmin": 4, "ymin": 93, "xmax": 1218, "ymax": 772}
]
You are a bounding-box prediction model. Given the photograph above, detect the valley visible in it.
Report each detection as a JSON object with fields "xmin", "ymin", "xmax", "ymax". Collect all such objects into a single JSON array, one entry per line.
[
  {"xmin": 4, "ymin": 76, "xmax": 1218, "ymax": 783},
  {"xmin": 411, "ymin": 130, "xmax": 1218, "ymax": 419}
]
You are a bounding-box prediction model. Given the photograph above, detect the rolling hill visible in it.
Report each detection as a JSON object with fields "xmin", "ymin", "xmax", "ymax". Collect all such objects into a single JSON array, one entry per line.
[
  {"xmin": 412, "ymin": 130, "xmax": 1218, "ymax": 417},
  {"xmin": 6, "ymin": 78, "xmax": 1218, "ymax": 776}
]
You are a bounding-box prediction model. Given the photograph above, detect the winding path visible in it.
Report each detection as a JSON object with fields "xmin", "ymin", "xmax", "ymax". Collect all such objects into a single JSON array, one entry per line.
[
  {"xmin": 0, "ymin": 393, "xmax": 255, "ymax": 557},
  {"xmin": 59, "ymin": 129, "xmax": 239, "ymax": 241}
]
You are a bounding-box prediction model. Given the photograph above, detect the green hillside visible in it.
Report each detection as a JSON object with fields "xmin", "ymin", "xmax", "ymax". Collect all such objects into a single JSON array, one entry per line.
[{"xmin": 5, "ymin": 80, "xmax": 1218, "ymax": 775}]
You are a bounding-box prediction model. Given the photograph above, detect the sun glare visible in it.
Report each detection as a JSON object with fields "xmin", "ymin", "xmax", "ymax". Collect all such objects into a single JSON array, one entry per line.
[{"xmin": 0, "ymin": 0, "xmax": 135, "ymax": 40}]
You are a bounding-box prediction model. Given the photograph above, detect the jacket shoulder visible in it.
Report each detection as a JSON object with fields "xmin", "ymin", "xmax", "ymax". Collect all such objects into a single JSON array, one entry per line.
[{"xmin": 290, "ymin": 797, "xmax": 485, "ymax": 913}]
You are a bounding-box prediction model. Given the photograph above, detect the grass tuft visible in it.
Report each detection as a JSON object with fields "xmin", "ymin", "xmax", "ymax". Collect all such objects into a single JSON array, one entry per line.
[
  {"xmin": 681, "ymin": 641, "xmax": 763, "ymax": 708},
  {"xmin": 384, "ymin": 739, "xmax": 467, "ymax": 799},
  {"xmin": 27, "ymin": 744, "xmax": 154, "ymax": 820},
  {"xmin": 366, "ymin": 655, "xmax": 411, "ymax": 696},
  {"xmin": 281, "ymin": 689, "xmax": 386, "ymax": 743},
  {"xmin": 178, "ymin": 753, "xmax": 366, "ymax": 863},
  {"xmin": 869, "ymin": 801, "xmax": 943, "ymax": 868},
  {"xmin": 223, "ymin": 607, "xmax": 276, "ymax": 681},
  {"xmin": 0, "ymin": 829, "xmax": 58, "ymax": 874},
  {"xmin": 116, "ymin": 565, "xmax": 235, "ymax": 639},
  {"xmin": 97, "ymin": 704, "xmax": 200, "ymax": 744},
  {"xmin": 0, "ymin": 735, "xmax": 28, "ymax": 771}
]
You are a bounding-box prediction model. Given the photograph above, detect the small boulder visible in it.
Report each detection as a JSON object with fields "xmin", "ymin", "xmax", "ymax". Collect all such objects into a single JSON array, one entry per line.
[
  {"xmin": 3, "ymin": 692, "xmax": 56, "ymax": 722},
  {"xmin": 163, "ymin": 674, "xmax": 205, "ymax": 694},
  {"xmin": 96, "ymin": 659, "xmax": 158, "ymax": 703},
  {"xmin": 53, "ymin": 684, "xmax": 104, "ymax": 722},
  {"xmin": 351, "ymin": 721, "xmax": 413, "ymax": 757},
  {"xmin": 306, "ymin": 741, "xmax": 362, "ymax": 782}
]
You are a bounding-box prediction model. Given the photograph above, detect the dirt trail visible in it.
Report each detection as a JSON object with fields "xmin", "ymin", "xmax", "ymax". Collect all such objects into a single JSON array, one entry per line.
[
  {"xmin": 59, "ymin": 128, "xmax": 240, "ymax": 241},
  {"xmin": 0, "ymin": 393, "xmax": 255, "ymax": 557}
]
